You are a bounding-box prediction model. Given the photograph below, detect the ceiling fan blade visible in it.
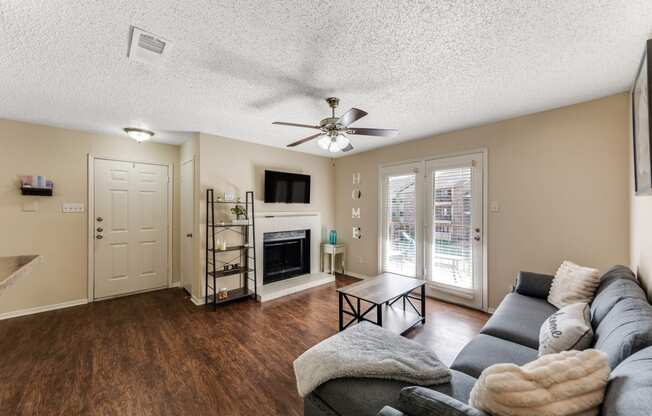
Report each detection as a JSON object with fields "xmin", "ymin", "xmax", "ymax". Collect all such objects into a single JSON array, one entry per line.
[
  {"xmin": 338, "ymin": 108, "xmax": 368, "ymax": 127},
  {"xmin": 347, "ymin": 128, "xmax": 398, "ymax": 137},
  {"xmin": 287, "ymin": 133, "xmax": 322, "ymax": 147},
  {"xmin": 273, "ymin": 121, "xmax": 321, "ymax": 129},
  {"xmin": 341, "ymin": 143, "xmax": 354, "ymax": 152}
]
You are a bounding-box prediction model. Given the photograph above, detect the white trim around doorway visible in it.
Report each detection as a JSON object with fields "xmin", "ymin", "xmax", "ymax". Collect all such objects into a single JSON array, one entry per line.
[{"xmin": 86, "ymin": 154, "xmax": 174, "ymax": 302}]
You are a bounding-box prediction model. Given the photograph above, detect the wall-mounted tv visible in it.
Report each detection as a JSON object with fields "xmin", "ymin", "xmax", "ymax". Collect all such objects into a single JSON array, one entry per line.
[{"xmin": 264, "ymin": 170, "xmax": 310, "ymax": 203}]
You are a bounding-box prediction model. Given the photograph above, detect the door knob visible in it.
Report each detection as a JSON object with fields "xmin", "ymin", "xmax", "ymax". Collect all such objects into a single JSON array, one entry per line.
[
  {"xmin": 186, "ymin": 233, "xmax": 193, "ymax": 238},
  {"xmin": 96, "ymin": 235, "xmax": 103, "ymax": 240},
  {"xmin": 96, "ymin": 217, "xmax": 103, "ymax": 222},
  {"xmin": 97, "ymin": 227, "xmax": 103, "ymax": 232}
]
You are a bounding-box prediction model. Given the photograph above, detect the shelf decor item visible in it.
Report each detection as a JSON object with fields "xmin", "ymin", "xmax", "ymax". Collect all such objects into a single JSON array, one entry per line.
[
  {"xmin": 19, "ymin": 175, "xmax": 54, "ymax": 196},
  {"xmin": 230, "ymin": 204, "xmax": 247, "ymax": 220},
  {"xmin": 205, "ymin": 189, "xmax": 257, "ymax": 308},
  {"xmin": 633, "ymin": 39, "xmax": 652, "ymax": 195}
]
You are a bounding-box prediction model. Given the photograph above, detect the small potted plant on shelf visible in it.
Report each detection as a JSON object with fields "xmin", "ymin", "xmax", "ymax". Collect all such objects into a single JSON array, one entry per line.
[{"xmin": 230, "ymin": 205, "xmax": 248, "ymax": 224}]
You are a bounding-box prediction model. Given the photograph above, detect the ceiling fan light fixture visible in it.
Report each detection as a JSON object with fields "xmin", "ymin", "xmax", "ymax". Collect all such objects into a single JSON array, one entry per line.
[
  {"xmin": 317, "ymin": 135, "xmax": 330, "ymax": 150},
  {"xmin": 335, "ymin": 134, "xmax": 349, "ymax": 149},
  {"xmin": 124, "ymin": 127, "xmax": 154, "ymax": 142}
]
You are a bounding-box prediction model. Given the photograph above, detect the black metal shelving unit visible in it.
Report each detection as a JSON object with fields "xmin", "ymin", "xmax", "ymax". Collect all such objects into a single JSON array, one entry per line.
[{"xmin": 205, "ymin": 189, "xmax": 258, "ymax": 308}]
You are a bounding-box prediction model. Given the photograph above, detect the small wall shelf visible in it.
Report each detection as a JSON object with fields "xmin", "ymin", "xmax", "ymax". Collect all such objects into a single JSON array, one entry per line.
[{"xmin": 20, "ymin": 187, "xmax": 53, "ymax": 196}]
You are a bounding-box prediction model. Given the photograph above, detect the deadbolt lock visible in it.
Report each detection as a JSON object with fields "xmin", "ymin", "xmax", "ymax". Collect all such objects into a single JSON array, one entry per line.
[
  {"xmin": 96, "ymin": 235, "xmax": 103, "ymax": 240},
  {"xmin": 97, "ymin": 227, "xmax": 103, "ymax": 232},
  {"xmin": 97, "ymin": 217, "xmax": 103, "ymax": 222}
]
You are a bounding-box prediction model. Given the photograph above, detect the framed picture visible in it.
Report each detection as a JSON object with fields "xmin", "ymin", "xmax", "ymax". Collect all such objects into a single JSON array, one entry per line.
[{"xmin": 632, "ymin": 39, "xmax": 652, "ymax": 195}]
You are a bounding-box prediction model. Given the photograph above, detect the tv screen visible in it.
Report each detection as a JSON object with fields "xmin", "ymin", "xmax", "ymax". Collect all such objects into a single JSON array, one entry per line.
[{"xmin": 264, "ymin": 170, "xmax": 310, "ymax": 203}]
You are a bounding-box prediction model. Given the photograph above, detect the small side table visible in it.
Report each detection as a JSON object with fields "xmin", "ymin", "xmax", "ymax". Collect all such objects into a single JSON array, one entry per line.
[{"xmin": 321, "ymin": 243, "xmax": 345, "ymax": 275}]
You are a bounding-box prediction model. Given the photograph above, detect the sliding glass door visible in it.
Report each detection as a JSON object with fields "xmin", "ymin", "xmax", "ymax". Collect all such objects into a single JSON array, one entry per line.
[{"xmin": 380, "ymin": 153, "xmax": 485, "ymax": 310}]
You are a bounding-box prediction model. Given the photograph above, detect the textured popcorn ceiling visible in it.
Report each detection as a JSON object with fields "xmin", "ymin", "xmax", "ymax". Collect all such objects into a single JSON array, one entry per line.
[{"xmin": 0, "ymin": 1, "xmax": 651, "ymax": 155}]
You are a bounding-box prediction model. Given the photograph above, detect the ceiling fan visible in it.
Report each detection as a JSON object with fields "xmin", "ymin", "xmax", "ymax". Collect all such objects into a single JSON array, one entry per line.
[{"xmin": 272, "ymin": 97, "xmax": 399, "ymax": 153}]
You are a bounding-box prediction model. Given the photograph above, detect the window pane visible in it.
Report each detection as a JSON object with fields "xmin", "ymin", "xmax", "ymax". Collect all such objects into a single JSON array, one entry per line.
[
  {"xmin": 431, "ymin": 167, "xmax": 473, "ymax": 288},
  {"xmin": 383, "ymin": 173, "xmax": 417, "ymax": 276}
]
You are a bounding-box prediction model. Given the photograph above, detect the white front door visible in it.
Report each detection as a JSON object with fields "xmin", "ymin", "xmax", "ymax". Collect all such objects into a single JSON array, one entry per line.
[
  {"xmin": 93, "ymin": 159, "xmax": 169, "ymax": 299},
  {"xmin": 425, "ymin": 153, "xmax": 484, "ymax": 309},
  {"xmin": 180, "ymin": 158, "xmax": 194, "ymax": 294}
]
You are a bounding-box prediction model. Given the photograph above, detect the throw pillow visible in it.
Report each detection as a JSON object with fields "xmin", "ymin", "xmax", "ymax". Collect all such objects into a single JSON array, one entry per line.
[
  {"xmin": 548, "ymin": 261, "xmax": 600, "ymax": 308},
  {"xmin": 469, "ymin": 349, "xmax": 610, "ymax": 416},
  {"xmin": 539, "ymin": 302, "xmax": 593, "ymax": 356}
]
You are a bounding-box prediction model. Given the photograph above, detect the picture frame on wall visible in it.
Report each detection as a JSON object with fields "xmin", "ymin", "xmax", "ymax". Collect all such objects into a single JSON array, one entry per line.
[{"xmin": 632, "ymin": 39, "xmax": 652, "ymax": 195}]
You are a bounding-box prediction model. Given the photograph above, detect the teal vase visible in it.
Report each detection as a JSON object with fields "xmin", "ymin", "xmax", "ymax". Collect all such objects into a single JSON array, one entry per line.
[{"xmin": 329, "ymin": 230, "xmax": 337, "ymax": 244}]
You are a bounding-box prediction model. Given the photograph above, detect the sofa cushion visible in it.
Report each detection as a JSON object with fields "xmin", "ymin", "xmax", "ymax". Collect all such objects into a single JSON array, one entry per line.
[
  {"xmin": 310, "ymin": 370, "xmax": 476, "ymax": 416},
  {"xmin": 450, "ymin": 334, "xmax": 538, "ymax": 379},
  {"xmin": 548, "ymin": 260, "xmax": 601, "ymax": 308},
  {"xmin": 513, "ymin": 271, "xmax": 554, "ymax": 299},
  {"xmin": 538, "ymin": 302, "xmax": 593, "ymax": 356},
  {"xmin": 399, "ymin": 386, "xmax": 489, "ymax": 416},
  {"xmin": 469, "ymin": 349, "xmax": 609, "ymax": 416},
  {"xmin": 480, "ymin": 293, "xmax": 557, "ymax": 349},
  {"xmin": 593, "ymin": 297, "xmax": 652, "ymax": 369},
  {"xmin": 591, "ymin": 265, "xmax": 645, "ymax": 328},
  {"xmin": 602, "ymin": 346, "xmax": 652, "ymax": 416}
]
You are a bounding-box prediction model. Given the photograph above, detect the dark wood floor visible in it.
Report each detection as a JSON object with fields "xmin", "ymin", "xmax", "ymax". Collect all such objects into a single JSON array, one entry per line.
[{"xmin": 0, "ymin": 275, "xmax": 488, "ymax": 415}]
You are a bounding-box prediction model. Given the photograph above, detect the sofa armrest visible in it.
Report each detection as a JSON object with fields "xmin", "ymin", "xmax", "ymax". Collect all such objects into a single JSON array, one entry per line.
[
  {"xmin": 377, "ymin": 406, "xmax": 407, "ymax": 416},
  {"xmin": 399, "ymin": 386, "xmax": 489, "ymax": 416},
  {"xmin": 513, "ymin": 271, "xmax": 554, "ymax": 299}
]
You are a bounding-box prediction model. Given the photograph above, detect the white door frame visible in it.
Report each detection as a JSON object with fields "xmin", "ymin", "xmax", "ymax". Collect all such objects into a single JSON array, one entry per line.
[
  {"xmin": 87, "ymin": 154, "xmax": 174, "ymax": 301},
  {"xmin": 180, "ymin": 157, "xmax": 195, "ymax": 294},
  {"xmin": 377, "ymin": 148, "xmax": 489, "ymax": 312}
]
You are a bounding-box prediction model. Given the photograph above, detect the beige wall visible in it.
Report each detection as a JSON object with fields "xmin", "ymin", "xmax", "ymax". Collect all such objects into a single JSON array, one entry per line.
[
  {"xmin": 335, "ymin": 94, "xmax": 631, "ymax": 309},
  {"xmin": 0, "ymin": 119, "xmax": 181, "ymax": 315},
  {"xmin": 194, "ymin": 133, "xmax": 335, "ymax": 299},
  {"xmin": 629, "ymin": 99, "xmax": 652, "ymax": 299}
]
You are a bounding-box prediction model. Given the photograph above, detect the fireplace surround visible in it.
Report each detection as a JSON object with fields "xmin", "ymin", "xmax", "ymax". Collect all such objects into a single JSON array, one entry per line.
[{"xmin": 253, "ymin": 212, "xmax": 333, "ymax": 302}]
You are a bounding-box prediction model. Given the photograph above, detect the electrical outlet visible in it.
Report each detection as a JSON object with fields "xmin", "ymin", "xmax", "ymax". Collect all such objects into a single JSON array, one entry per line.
[{"xmin": 62, "ymin": 203, "xmax": 84, "ymax": 213}]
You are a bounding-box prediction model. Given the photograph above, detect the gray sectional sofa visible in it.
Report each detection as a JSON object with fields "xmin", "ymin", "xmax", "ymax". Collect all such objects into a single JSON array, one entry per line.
[{"xmin": 304, "ymin": 266, "xmax": 652, "ymax": 416}]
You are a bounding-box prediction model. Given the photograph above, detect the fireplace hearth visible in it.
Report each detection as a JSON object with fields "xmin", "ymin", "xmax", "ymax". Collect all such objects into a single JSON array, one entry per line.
[{"xmin": 263, "ymin": 230, "xmax": 310, "ymax": 284}]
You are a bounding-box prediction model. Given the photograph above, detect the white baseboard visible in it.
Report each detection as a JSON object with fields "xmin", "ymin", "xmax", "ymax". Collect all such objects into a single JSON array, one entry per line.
[
  {"xmin": 344, "ymin": 270, "xmax": 372, "ymax": 280},
  {"xmin": 0, "ymin": 298, "xmax": 88, "ymax": 321},
  {"xmin": 170, "ymin": 281, "xmax": 181, "ymax": 288},
  {"xmin": 486, "ymin": 307, "xmax": 496, "ymax": 314},
  {"xmin": 191, "ymin": 295, "xmax": 205, "ymax": 306}
]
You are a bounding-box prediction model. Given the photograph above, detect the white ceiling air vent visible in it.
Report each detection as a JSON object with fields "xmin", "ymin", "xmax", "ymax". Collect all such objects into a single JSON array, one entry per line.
[{"xmin": 128, "ymin": 27, "xmax": 171, "ymax": 66}]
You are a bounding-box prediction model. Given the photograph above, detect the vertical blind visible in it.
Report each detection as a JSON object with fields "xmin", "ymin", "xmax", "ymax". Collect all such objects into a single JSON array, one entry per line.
[
  {"xmin": 382, "ymin": 173, "xmax": 417, "ymax": 277},
  {"xmin": 430, "ymin": 166, "xmax": 473, "ymax": 289}
]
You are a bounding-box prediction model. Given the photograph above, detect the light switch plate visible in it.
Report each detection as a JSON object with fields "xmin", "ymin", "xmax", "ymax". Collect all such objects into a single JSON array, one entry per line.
[{"xmin": 63, "ymin": 203, "xmax": 84, "ymax": 213}]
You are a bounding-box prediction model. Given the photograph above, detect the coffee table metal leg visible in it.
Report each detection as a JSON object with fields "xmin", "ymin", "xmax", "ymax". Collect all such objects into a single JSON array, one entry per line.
[
  {"xmin": 377, "ymin": 304, "xmax": 383, "ymax": 327},
  {"xmin": 357, "ymin": 298, "xmax": 361, "ymax": 322},
  {"xmin": 339, "ymin": 291, "xmax": 344, "ymax": 331},
  {"xmin": 420, "ymin": 284, "xmax": 426, "ymax": 324}
]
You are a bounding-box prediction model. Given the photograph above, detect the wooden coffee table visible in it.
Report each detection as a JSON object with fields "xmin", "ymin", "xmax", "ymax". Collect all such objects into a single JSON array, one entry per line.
[{"xmin": 337, "ymin": 273, "xmax": 426, "ymax": 335}]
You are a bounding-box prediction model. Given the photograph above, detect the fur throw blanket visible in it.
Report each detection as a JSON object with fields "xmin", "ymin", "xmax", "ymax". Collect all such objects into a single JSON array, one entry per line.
[
  {"xmin": 293, "ymin": 322, "xmax": 451, "ymax": 397},
  {"xmin": 469, "ymin": 349, "xmax": 609, "ymax": 416}
]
